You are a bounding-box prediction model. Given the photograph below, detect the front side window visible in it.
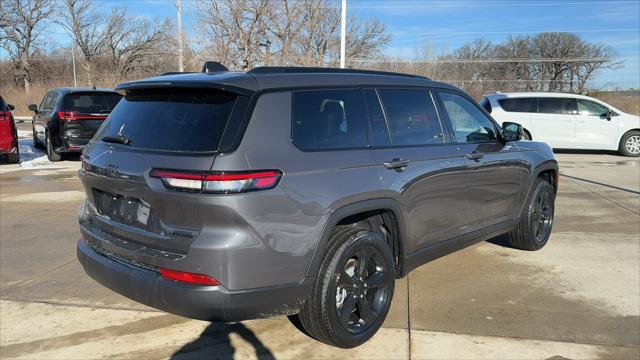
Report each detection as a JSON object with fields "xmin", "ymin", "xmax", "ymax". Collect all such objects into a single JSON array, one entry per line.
[
  {"xmin": 439, "ymin": 92, "xmax": 497, "ymax": 143},
  {"xmin": 499, "ymin": 97, "xmax": 534, "ymax": 113},
  {"xmin": 377, "ymin": 89, "xmax": 444, "ymax": 146},
  {"xmin": 40, "ymin": 92, "xmax": 54, "ymax": 111},
  {"xmin": 537, "ymin": 97, "xmax": 577, "ymax": 115},
  {"xmin": 577, "ymin": 99, "xmax": 609, "ymax": 116},
  {"xmin": 292, "ymin": 89, "xmax": 367, "ymax": 151}
]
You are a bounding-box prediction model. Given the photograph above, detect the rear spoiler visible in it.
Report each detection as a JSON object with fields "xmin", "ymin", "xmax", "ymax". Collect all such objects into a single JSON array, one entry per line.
[{"xmin": 114, "ymin": 81, "xmax": 255, "ymax": 96}]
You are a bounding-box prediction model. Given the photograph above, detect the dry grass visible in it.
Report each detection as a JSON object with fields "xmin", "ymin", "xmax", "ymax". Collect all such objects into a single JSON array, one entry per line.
[{"xmin": 591, "ymin": 92, "xmax": 640, "ymax": 116}]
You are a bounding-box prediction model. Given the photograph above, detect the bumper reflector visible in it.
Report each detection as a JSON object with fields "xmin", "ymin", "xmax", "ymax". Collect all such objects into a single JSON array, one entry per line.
[{"xmin": 159, "ymin": 268, "xmax": 220, "ymax": 286}]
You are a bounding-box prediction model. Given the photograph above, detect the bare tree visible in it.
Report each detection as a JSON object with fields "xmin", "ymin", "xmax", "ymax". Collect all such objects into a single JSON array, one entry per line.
[
  {"xmin": 196, "ymin": 0, "xmax": 390, "ymax": 69},
  {"xmin": 197, "ymin": 0, "xmax": 270, "ymax": 70},
  {"xmin": 58, "ymin": 0, "xmax": 127, "ymax": 86},
  {"xmin": 104, "ymin": 15, "xmax": 173, "ymax": 78},
  {"xmin": 0, "ymin": 0, "xmax": 53, "ymax": 92}
]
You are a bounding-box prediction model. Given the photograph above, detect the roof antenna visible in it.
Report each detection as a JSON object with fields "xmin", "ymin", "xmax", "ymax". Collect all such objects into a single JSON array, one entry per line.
[
  {"xmin": 202, "ymin": 61, "xmax": 229, "ymax": 74},
  {"xmin": 92, "ymin": 85, "xmax": 96, "ymax": 90}
]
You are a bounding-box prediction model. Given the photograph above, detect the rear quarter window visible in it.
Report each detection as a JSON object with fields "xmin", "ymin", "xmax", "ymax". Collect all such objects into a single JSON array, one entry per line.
[
  {"xmin": 94, "ymin": 88, "xmax": 238, "ymax": 152},
  {"xmin": 292, "ymin": 89, "xmax": 367, "ymax": 151}
]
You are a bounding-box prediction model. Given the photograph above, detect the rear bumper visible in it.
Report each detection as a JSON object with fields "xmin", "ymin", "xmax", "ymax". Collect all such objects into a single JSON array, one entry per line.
[{"xmin": 77, "ymin": 239, "xmax": 310, "ymax": 321}]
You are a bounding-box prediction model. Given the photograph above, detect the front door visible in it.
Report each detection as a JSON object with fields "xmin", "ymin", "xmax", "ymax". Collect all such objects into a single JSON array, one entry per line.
[
  {"xmin": 364, "ymin": 88, "xmax": 468, "ymax": 254},
  {"xmin": 436, "ymin": 91, "xmax": 525, "ymax": 233},
  {"xmin": 575, "ymin": 98, "xmax": 619, "ymax": 149}
]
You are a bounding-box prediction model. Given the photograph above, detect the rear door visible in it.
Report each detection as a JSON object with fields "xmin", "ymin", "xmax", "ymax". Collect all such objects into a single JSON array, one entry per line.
[
  {"xmin": 495, "ymin": 97, "xmax": 534, "ymax": 131},
  {"xmin": 436, "ymin": 90, "xmax": 524, "ymax": 233},
  {"xmin": 530, "ymin": 97, "xmax": 577, "ymax": 148},
  {"xmin": 365, "ymin": 88, "xmax": 468, "ymax": 254}
]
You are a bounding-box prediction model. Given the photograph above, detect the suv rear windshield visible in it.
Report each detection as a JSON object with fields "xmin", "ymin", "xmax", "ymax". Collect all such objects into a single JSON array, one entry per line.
[
  {"xmin": 95, "ymin": 88, "xmax": 238, "ymax": 152},
  {"xmin": 62, "ymin": 92, "xmax": 122, "ymax": 114}
]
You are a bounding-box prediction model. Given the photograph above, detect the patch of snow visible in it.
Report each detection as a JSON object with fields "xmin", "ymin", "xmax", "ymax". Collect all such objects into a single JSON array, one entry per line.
[
  {"xmin": 17, "ymin": 130, "xmax": 32, "ymax": 139},
  {"xmin": 18, "ymin": 138, "xmax": 48, "ymax": 165}
]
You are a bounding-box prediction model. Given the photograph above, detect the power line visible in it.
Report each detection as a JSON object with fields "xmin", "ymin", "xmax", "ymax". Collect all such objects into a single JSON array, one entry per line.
[
  {"xmin": 353, "ymin": 28, "xmax": 640, "ymax": 36},
  {"xmin": 349, "ymin": 57, "xmax": 620, "ymax": 63},
  {"xmin": 351, "ymin": 1, "xmax": 640, "ymax": 9}
]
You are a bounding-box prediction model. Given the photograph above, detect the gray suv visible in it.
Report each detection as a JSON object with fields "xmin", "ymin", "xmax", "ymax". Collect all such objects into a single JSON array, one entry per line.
[{"xmin": 77, "ymin": 64, "xmax": 558, "ymax": 348}]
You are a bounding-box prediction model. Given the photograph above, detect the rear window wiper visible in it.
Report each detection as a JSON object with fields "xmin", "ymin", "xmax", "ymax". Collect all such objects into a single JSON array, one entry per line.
[{"xmin": 101, "ymin": 135, "xmax": 132, "ymax": 145}]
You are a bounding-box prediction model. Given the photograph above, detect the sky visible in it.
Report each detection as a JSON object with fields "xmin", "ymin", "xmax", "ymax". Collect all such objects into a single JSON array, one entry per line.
[{"xmin": 5, "ymin": 0, "xmax": 640, "ymax": 89}]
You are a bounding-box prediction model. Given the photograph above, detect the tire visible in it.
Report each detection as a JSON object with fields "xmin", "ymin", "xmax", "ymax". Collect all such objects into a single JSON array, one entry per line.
[
  {"xmin": 508, "ymin": 178, "xmax": 555, "ymax": 251},
  {"xmin": 294, "ymin": 225, "xmax": 395, "ymax": 348},
  {"xmin": 46, "ymin": 133, "xmax": 62, "ymax": 162},
  {"xmin": 6, "ymin": 147, "xmax": 19, "ymax": 164},
  {"xmin": 618, "ymin": 131, "xmax": 640, "ymax": 157},
  {"xmin": 33, "ymin": 126, "xmax": 44, "ymax": 149}
]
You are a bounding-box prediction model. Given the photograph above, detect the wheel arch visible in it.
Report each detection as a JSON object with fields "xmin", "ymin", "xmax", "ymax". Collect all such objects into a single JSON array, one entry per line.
[
  {"xmin": 305, "ymin": 198, "xmax": 409, "ymax": 279},
  {"xmin": 516, "ymin": 160, "xmax": 559, "ymax": 220}
]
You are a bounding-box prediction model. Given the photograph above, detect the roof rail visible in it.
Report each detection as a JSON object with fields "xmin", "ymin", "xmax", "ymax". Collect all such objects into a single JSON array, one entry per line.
[
  {"xmin": 247, "ymin": 66, "xmax": 430, "ymax": 80},
  {"xmin": 202, "ymin": 61, "xmax": 229, "ymax": 73},
  {"xmin": 161, "ymin": 71, "xmax": 197, "ymax": 76}
]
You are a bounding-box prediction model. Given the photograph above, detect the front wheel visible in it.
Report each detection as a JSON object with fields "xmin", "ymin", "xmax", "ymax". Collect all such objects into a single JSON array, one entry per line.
[
  {"xmin": 619, "ymin": 131, "xmax": 640, "ymax": 157},
  {"xmin": 294, "ymin": 226, "xmax": 395, "ymax": 348},
  {"xmin": 508, "ymin": 178, "xmax": 555, "ymax": 251}
]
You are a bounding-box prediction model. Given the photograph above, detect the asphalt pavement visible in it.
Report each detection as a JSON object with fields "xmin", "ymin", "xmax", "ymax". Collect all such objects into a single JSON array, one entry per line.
[{"xmin": 1, "ymin": 131, "xmax": 638, "ymax": 359}]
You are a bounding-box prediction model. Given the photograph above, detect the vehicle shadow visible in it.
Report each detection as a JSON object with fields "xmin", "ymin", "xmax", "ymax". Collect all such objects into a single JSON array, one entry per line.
[
  {"xmin": 170, "ymin": 322, "xmax": 275, "ymax": 360},
  {"xmin": 486, "ymin": 233, "xmax": 511, "ymax": 248}
]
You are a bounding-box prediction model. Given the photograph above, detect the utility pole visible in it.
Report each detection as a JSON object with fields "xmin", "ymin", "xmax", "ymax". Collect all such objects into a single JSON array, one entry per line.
[
  {"xmin": 340, "ymin": 0, "xmax": 346, "ymax": 68},
  {"xmin": 177, "ymin": 0, "xmax": 184, "ymax": 72},
  {"xmin": 71, "ymin": 44, "xmax": 77, "ymax": 87}
]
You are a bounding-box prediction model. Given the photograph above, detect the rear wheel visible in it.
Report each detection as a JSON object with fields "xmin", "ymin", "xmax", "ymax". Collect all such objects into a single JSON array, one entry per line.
[
  {"xmin": 6, "ymin": 146, "xmax": 19, "ymax": 164},
  {"xmin": 619, "ymin": 131, "xmax": 640, "ymax": 157},
  {"xmin": 294, "ymin": 226, "xmax": 395, "ymax": 348},
  {"xmin": 508, "ymin": 177, "xmax": 554, "ymax": 251},
  {"xmin": 46, "ymin": 133, "xmax": 62, "ymax": 162}
]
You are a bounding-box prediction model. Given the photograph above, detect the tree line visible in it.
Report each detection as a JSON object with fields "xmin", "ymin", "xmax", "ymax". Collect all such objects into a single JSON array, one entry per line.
[{"xmin": 1, "ymin": 0, "xmax": 620, "ymax": 99}]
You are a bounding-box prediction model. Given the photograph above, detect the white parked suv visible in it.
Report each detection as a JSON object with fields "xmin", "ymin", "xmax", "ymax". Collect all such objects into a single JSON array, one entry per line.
[{"xmin": 481, "ymin": 92, "xmax": 640, "ymax": 156}]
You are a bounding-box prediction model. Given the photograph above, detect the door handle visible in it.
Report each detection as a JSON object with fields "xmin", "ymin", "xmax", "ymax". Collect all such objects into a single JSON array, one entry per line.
[
  {"xmin": 466, "ymin": 151, "xmax": 484, "ymax": 161},
  {"xmin": 383, "ymin": 158, "xmax": 409, "ymax": 171}
]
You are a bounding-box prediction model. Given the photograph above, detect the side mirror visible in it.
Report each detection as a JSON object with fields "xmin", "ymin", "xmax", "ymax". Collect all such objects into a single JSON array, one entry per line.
[
  {"xmin": 601, "ymin": 110, "xmax": 612, "ymax": 121},
  {"xmin": 8, "ymin": 104, "xmax": 14, "ymax": 111},
  {"xmin": 28, "ymin": 104, "xmax": 38, "ymax": 113},
  {"xmin": 502, "ymin": 121, "xmax": 523, "ymax": 142}
]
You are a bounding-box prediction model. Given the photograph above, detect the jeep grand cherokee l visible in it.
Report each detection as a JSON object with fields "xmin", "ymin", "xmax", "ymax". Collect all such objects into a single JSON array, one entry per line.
[
  {"xmin": 77, "ymin": 63, "xmax": 558, "ymax": 348},
  {"xmin": 29, "ymin": 88, "xmax": 122, "ymax": 161}
]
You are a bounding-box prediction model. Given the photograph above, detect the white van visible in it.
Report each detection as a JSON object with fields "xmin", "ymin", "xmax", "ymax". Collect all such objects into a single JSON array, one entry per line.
[{"xmin": 481, "ymin": 92, "xmax": 640, "ymax": 156}]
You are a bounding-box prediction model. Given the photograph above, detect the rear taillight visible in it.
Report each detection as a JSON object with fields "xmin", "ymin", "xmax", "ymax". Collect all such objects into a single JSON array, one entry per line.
[
  {"xmin": 150, "ymin": 169, "xmax": 282, "ymax": 194},
  {"xmin": 0, "ymin": 111, "xmax": 11, "ymax": 122},
  {"xmin": 58, "ymin": 111, "xmax": 107, "ymax": 121},
  {"xmin": 160, "ymin": 268, "xmax": 220, "ymax": 286}
]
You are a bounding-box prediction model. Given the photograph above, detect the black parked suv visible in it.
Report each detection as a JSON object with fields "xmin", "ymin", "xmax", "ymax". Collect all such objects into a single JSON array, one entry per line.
[
  {"xmin": 29, "ymin": 88, "xmax": 122, "ymax": 161},
  {"xmin": 77, "ymin": 63, "xmax": 558, "ymax": 348}
]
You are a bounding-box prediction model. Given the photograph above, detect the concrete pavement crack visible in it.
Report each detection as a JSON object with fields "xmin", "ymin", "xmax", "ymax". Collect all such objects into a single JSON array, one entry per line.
[{"xmin": 0, "ymin": 258, "xmax": 77, "ymax": 292}]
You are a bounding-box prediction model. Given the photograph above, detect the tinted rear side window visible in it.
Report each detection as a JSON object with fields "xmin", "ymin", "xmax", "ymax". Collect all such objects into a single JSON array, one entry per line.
[
  {"xmin": 480, "ymin": 98, "xmax": 492, "ymax": 113},
  {"xmin": 95, "ymin": 88, "xmax": 237, "ymax": 152},
  {"xmin": 536, "ymin": 97, "xmax": 577, "ymax": 115},
  {"xmin": 63, "ymin": 92, "xmax": 122, "ymax": 113},
  {"xmin": 292, "ymin": 89, "xmax": 367, "ymax": 150},
  {"xmin": 498, "ymin": 98, "xmax": 534, "ymax": 113},
  {"xmin": 377, "ymin": 89, "xmax": 444, "ymax": 146}
]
